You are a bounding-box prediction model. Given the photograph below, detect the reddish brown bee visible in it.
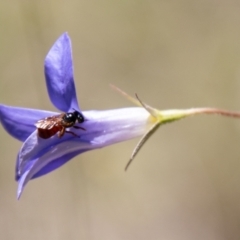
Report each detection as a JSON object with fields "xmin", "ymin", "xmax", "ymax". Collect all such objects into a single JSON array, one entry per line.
[{"xmin": 35, "ymin": 110, "xmax": 85, "ymax": 139}]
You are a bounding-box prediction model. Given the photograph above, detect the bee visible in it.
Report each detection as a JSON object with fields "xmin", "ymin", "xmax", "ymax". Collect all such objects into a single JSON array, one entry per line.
[{"xmin": 35, "ymin": 110, "xmax": 85, "ymax": 139}]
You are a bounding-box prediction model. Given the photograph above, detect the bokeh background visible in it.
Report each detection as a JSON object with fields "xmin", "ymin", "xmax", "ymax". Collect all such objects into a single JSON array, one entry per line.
[{"xmin": 1, "ymin": 1, "xmax": 240, "ymax": 239}]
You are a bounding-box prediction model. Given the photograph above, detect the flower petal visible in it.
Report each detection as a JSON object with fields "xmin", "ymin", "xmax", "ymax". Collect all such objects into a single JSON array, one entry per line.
[
  {"xmin": 17, "ymin": 131, "xmax": 92, "ymax": 198},
  {"xmin": 16, "ymin": 107, "xmax": 152, "ymax": 198},
  {"xmin": 31, "ymin": 150, "xmax": 84, "ymax": 179},
  {"xmin": 44, "ymin": 33, "xmax": 79, "ymax": 112},
  {"xmin": 17, "ymin": 108, "xmax": 150, "ymax": 177},
  {"xmin": 79, "ymin": 108, "xmax": 152, "ymax": 145},
  {"xmin": 0, "ymin": 104, "xmax": 56, "ymax": 141},
  {"xmin": 17, "ymin": 149, "xmax": 87, "ymax": 199}
]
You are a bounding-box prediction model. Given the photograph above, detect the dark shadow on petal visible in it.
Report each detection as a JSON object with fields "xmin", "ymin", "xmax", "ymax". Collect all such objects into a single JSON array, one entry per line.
[
  {"xmin": 32, "ymin": 149, "xmax": 86, "ymax": 179},
  {"xmin": 17, "ymin": 146, "xmax": 91, "ymax": 199}
]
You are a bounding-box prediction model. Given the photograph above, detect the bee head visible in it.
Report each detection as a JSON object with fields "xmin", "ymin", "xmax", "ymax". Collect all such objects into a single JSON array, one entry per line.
[
  {"xmin": 73, "ymin": 110, "xmax": 84, "ymax": 123},
  {"xmin": 63, "ymin": 110, "xmax": 84, "ymax": 124}
]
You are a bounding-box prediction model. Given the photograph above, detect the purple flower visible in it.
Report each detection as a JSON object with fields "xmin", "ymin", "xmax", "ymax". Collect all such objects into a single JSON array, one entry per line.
[
  {"xmin": 2, "ymin": 33, "xmax": 238, "ymax": 199},
  {"xmin": 0, "ymin": 33, "xmax": 155, "ymax": 198}
]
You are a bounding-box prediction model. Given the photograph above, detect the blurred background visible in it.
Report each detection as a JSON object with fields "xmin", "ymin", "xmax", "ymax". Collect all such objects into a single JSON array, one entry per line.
[{"xmin": 1, "ymin": 1, "xmax": 240, "ymax": 239}]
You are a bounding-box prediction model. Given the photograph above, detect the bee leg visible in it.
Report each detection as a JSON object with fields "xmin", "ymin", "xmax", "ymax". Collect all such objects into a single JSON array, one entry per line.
[
  {"xmin": 58, "ymin": 127, "xmax": 65, "ymax": 138},
  {"xmin": 65, "ymin": 131, "xmax": 80, "ymax": 138},
  {"xmin": 73, "ymin": 126, "xmax": 86, "ymax": 131}
]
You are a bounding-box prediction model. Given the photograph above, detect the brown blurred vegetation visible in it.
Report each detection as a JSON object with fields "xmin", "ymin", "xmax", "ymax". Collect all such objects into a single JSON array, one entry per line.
[{"xmin": 1, "ymin": 1, "xmax": 240, "ymax": 239}]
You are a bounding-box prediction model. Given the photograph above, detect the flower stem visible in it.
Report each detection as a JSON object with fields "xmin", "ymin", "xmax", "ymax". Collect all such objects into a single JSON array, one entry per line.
[
  {"xmin": 159, "ymin": 108, "xmax": 240, "ymax": 124},
  {"xmin": 186, "ymin": 108, "xmax": 240, "ymax": 118}
]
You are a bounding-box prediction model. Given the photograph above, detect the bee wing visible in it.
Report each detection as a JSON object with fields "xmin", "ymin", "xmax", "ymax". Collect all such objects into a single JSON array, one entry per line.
[{"xmin": 35, "ymin": 114, "xmax": 64, "ymax": 130}]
